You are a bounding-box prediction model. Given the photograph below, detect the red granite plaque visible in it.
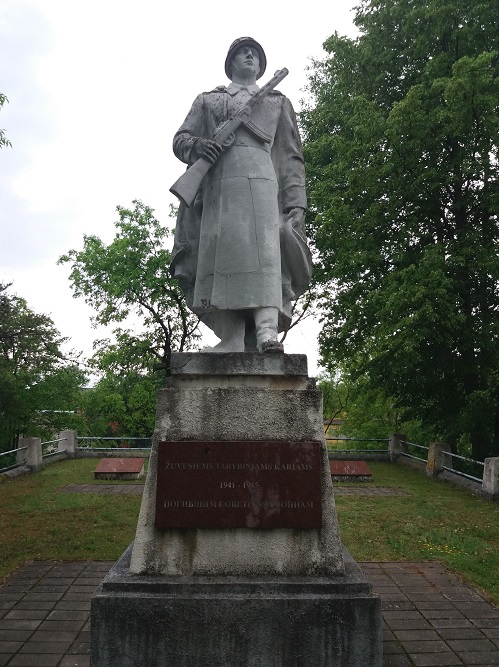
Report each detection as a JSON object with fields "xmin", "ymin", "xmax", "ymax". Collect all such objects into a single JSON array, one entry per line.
[
  {"xmin": 155, "ymin": 441, "xmax": 322, "ymax": 529},
  {"xmin": 95, "ymin": 458, "xmax": 145, "ymax": 474},
  {"xmin": 94, "ymin": 458, "xmax": 145, "ymax": 480},
  {"xmin": 329, "ymin": 461, "xmax": 372, "ymax": 477}
]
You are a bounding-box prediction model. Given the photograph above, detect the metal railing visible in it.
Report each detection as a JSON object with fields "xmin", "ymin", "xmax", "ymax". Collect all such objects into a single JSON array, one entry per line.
[
  {"xmin": 326, "ymin": 437, "xmax": 389, "ymax": 443},
  {"xmin": 327, "ymin": 436, "xmax": 389, "ymax": 449},
  {"xmin": 394, "ymin": 440, "xmax": 485, "ymax": 484},
  {"xmin": 441, "ymin": 450, "xmax": 485, "ymax": 484},
  {"xmin": 326, "ymin": 437, "xmax": 390, "ymax": 460},
  {"xmin": 41, "ymin": 437, "xmax": 67, "ymax": 459},
  {"xmin": 77, "ymin": 437, "xmax": 152, "ymax": 451},
  {"xmin": 2, "ymin": 430, "xmax": 492, "ymax": 498},
  {"xmin": 0, "ymin": 445, "xmax": 28, "ymax": 473},
  {"xmin": 398, "ymin": 441, "xmax": 430, "ymax": 464}
]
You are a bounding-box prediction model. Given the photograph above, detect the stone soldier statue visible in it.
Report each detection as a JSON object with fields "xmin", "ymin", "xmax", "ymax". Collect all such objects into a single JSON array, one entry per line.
[{"xmin": 170, "ymin": 37, "xmax": 312, "ymax": 353}]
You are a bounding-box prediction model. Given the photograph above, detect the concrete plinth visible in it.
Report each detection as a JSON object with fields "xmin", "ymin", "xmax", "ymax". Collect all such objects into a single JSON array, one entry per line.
[
  {"xmin": 92, "ymin": 353, "xmax": 382, "ymax": 666},
  {"xmin": 91, "ymin": 544, "xmax": 382, "ymax": 667},
  {"xmin": 130, "ymin": 353, "xmax": 345, "ymax": 577}
]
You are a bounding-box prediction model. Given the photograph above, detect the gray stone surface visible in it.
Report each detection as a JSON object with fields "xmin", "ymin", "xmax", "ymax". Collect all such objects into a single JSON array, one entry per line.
[
  {"xmin": 21, "ymin": 437, "xmax": 42, "ymax": 473},
  {"xmin": 154, "ymin": 384, "xmax": 324, "ymax": 440},
  {"xmin": 3, "ymin": 558, "xmax": 498, "ymax": 667},
  {"xmin": 170, "ymin": 37, "xmax": 311, "ymax": 353},
  {"xmin": 129, "ymin": 353, "xmax": 345, "ymax": 577},
  {"xmin": 482, "ymin": 456, "xmax": 499, "ymax": 500},
  {"xmin": 171, "ymin": 351, "xmax": 308, "ymax": 377},
  {"xmin": 426, "ymin": 441, "xmax": 452, "ymax": 477},
  {"xmin": 58, "ymin": 429, "xmax": 76, "ymax": 458},
  {"xmin": 92, "ymin": 544, "xmax": 382, "ymax": 667}
]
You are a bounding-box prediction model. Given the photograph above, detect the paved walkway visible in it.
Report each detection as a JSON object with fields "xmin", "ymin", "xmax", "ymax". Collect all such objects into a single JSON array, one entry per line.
[
  {"xmin": 60, "ymin": 483, "xmax": 143, "ymax": 496},
  {"xmin": 366, "ymin": 562, "xmax": 499, "ymax": 666},
  {"xmin": 0, "ymin": 560, "xmax": 497, "ymax": 666},
  {"xmin": 334, "ymin": 486, "xmax": 409, "ymax": 496}
]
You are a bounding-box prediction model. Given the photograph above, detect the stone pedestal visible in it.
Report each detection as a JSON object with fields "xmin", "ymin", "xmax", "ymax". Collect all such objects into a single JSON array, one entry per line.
[
  {"xmin": 130, "ymin": 353, "xmax": 344, "ymax": 577},
  {"xmin": 91, "ymin": 353, "xmax": 382, "ymax": 666},
  {"xmin": 92, "ymin": 544, "xmax": 382, "ymax": 667}
]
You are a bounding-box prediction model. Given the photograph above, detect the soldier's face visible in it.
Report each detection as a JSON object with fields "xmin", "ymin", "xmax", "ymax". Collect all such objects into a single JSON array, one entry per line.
[{"xmin": 231, "ymin": 46, "xmax": 260, "ymax": 79}]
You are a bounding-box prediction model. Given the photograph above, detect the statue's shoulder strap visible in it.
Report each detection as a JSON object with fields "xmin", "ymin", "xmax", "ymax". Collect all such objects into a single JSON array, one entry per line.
[{"xmin": 203, "ymin": 85, "xmax": 228, "ymax": 94}]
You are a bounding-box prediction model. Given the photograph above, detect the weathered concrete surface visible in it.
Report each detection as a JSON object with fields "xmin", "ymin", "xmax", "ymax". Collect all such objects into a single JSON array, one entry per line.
[
  {"xmin": 426, "ymin": 441, "xmax": 452, "ymax": 477},
  {"xmin": 92, "ymin": 544, "xmax": 382, "ymax": 667},
  {"xmin": 59, "ymin": 428, "xmax": 77, "ymax": 458},
  {"xmin": 116, "ymin": 353, "xmax": 383, "ymax": 665},
  {"xmin": 482, "ymin": 456, "xmax": 499, "ymax": 500},
  {"xmin": 171, "ymin": 351, "xmax": 309, "ymax": 377},
  {"xmin": 19, "ymin": 436, "xmax": 42, "ymax": 472},
  {"xmin": 6, "ymin": 557, "xmax": 499, "ymax": 667},
  {"xmin": 129, "ymin": 354, "xmax": 344, "ymax": 576}
]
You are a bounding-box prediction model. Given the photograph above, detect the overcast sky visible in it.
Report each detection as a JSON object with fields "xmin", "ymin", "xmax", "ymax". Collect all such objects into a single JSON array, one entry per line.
[{"xmin": 0, "ymin": 0, "xmax": 358, "ymax": 376}]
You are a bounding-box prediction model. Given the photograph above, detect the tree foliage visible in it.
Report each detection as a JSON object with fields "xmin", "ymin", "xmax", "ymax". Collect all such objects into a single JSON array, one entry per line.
[
  {"xmin": 78, "ymin": 373, "xmax": 157, "ymax": 439},
  {"xmin": 0, "ymin": 93, "xmax": 11, "ymax": 149},
  {"xmin": 59, "ymin": 200, "xmax": 200, "ymax": 376},
  {"xmin": 78, "ymin": 330, "xmax": 167, "ymax": 439},
  {"xmin": 0, "ymin": 284, "xmax": 85, "ymax": 452},
  {"xmin": 302, "ymin": 0, "xmax": 499, "ymax": 459}
]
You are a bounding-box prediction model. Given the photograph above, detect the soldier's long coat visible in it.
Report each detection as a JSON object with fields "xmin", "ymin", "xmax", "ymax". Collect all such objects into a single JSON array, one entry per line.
[{"xmin": 170, "ymin": 83, "xmax": 311, "ymax": 334}]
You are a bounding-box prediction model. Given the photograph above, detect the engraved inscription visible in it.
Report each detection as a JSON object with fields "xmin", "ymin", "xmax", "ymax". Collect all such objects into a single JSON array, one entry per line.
[{"xmin": 155, "ymin": 441, "xmax": 322, "ymax": 529}]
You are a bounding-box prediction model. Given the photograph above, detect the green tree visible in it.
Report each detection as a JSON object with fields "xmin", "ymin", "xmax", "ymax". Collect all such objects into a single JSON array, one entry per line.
[
  {"xmin": 59, "ymin": 200, "xmax": 200, "ymax": 376},
  {"xmin": 0, "ymin": 284, "xmax": 85, "ymax": 452},
  {"xmin": 302, "ymin": 0, "xmax": 499, "ymax": 459},
  {"xmin": 78, "ymin": 373, "xmax": 157, "ymax": 440},
  {"xmin": 78, "ymin": 335, "xmax": 163, "ymax": 439},
  {"xmin": 78, "ymin": 380, "xmax": 126, "ymax": 439},
  {"xmin": 0, "ymin": 93, "xmax": 11, "ymax": 149}
]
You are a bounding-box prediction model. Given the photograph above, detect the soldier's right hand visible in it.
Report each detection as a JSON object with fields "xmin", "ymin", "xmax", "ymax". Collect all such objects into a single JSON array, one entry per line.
[{"xmin": 194, "ymin": 138, "xmax": 222, "ymax": 164}]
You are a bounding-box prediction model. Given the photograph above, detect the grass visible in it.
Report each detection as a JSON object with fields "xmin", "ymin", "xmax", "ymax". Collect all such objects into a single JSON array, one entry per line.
[
  {"xmin": 0, "ymin": 459, "xmax": 498, "ymax": 606},
  {"xmin": 335, "ymin": 462, "xmax": 499, "ymax": 605},
  {"xmin": 0, "ymin": 459, "xmax": 141, "ymax": 583}
]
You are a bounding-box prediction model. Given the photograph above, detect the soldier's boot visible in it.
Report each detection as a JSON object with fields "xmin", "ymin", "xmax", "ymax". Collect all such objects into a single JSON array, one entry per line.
[{"xmin": 255, "ymin": 307, "xmax": 283, "ymax": 353}]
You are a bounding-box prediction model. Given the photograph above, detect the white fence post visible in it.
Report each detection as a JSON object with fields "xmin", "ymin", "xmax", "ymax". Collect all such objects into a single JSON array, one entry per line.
[
  {"xmin": 58, "ymin": 429, "xmax": 76, "ymax": 458},
  {"xmin": 388, "ymin": 433, "xmax": 407, "ymax": 462},
  {"xmin": 482, "ymin": 457, "xmax": 499, "ymax": 501},
  {"xmin": 18, "ymin": 436, "xmax": 43, "ymax": 472},
  {"xmin": 426, "ymin": 442, "xmax": 451, "ymax": 477}
]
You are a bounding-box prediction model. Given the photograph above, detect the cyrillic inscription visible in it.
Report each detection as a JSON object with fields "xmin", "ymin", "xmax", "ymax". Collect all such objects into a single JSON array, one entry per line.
[{"xmin": 155, "ymin": 441, "xmax": 322, "ymax": 529}]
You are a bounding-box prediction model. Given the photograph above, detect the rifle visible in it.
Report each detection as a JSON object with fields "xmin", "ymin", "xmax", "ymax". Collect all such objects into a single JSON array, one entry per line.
[{"xmin": 170, "ymin": 68, "xmax": 289, "ymax": 207}]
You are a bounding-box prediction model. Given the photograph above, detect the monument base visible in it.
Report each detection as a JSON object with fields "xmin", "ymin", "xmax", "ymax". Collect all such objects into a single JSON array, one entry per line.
[
  {"xmin": 91, "ymin": 543, "xmax": 382, "ymax": 667},
  {"xmin": 130, "ymin": 353, "xmax": 345, "ymax": 577}
]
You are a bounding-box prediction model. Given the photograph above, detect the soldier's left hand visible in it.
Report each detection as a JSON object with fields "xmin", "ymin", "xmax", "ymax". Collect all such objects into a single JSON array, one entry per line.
[{"xmin": 283, "ymin": 207, "xmax": 306, "ymax": 232}]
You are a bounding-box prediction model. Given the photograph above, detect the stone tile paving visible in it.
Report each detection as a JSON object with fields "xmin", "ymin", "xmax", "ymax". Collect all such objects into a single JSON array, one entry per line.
[
  {"xmin": 0, "ymin": 560, "xmax": 497, "ymax": 665},
  {"xmin": 0, "ymin": 560, "xmax": 112, "ymax": 667},
  {"xmin": 59, "ymin": 484, "xmax": 144, "ymax": 495},
  {"xmin": 334, "ymin": 486, "xmax": 410, "ymax": 496},
  {"xmin": 365, "ymin": 561, "xmax": 499, "ymax": 666}
]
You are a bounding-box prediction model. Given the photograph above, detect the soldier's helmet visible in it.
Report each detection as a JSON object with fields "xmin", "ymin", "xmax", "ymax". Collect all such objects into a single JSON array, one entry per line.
[{"xmin": 225, "ymin": 37, "xmax": 267, "ymax": 80}]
